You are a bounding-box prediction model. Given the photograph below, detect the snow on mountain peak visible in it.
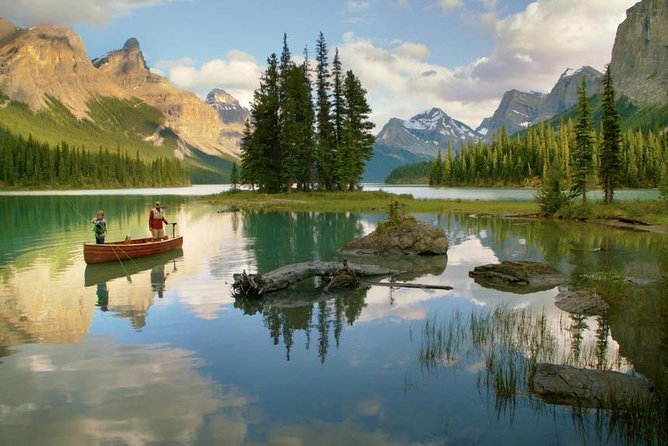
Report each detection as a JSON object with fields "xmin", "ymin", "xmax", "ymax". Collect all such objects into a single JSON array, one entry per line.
[{"xmin": 561, "ymin": 67, "xmax": 584, "ymax": 79}]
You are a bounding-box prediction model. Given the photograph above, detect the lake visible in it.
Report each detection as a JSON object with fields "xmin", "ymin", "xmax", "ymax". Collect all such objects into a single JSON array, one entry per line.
[
  {"xmin": 0, "ymin": 192, "xmax": 666, "ymax": 445},
  {"xmin": 0, "ymin": 184, "xmax": 660, "ymax": 201}
]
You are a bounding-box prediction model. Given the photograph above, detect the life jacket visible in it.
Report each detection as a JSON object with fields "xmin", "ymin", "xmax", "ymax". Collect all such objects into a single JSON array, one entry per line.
[
  {"xmin": 150, "ymin": 209, "xmax": 165, "ymax": 229},
  {"xmin": 93, "ymin": 218, "xmax": 107, "ymax": 235}
]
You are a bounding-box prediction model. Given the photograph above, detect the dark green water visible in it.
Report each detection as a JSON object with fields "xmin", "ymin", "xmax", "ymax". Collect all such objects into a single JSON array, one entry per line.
[{"xmin": 0, "ymin": 195, "xmax": 666, "ymax": 445}]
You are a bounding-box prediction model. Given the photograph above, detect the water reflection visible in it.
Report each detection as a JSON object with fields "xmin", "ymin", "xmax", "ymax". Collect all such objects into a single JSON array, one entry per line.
[
  {"xmin": 0, "ymin": 195, "xmax": 667, "ymax": 444},
  {"xmin": 0, "ymin": 340, "xmax": 246, "ymax": 445}
]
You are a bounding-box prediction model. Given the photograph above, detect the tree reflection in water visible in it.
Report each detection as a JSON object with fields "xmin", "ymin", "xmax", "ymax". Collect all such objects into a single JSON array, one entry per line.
[{"xmin": 234, "ymin": 284, "xmax": 368, "ymax": 363}]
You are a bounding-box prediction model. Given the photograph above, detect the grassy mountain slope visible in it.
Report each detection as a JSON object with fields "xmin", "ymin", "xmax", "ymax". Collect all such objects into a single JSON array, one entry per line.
[
  {"xmin": 0, "ymin": 93, "xmax": 232, "ymax": 182},
  {"xmin": 546, "ymin": 95, "xmax": 668, "ymax": 132}
]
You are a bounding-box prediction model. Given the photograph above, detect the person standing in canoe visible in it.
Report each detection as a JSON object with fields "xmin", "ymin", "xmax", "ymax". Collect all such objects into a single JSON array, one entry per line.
[
  {"xmin": 91, "ymin": 210, "xmax": 107, "ymax": 244},
  {"xmin": 149, "ymin": 201, "xmax": 169, "ymax": 241}
]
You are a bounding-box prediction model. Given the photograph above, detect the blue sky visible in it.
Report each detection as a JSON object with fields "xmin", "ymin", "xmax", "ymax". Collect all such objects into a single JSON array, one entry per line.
[{"xmin": 0, "ymin": 0, "xmax": 637, "ymax": 129}]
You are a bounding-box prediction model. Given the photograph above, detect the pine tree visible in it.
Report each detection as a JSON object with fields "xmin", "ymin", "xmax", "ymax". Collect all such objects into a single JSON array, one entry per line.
[
  {"xmin": 239, "ymin": 119, "xmax": 258, "ymax": 189},
  {"xmin": 336, "ymin": 70, "xmax": 375, "ymax": 190},
  {"xmin": 599, "ymin": 64, "xmax": 622, "ymax": 204},
  {"xmin": 429, "ymin": 149, "xmax": 444, "ymax": 185},
  {"xmin": 230, "ymin": 162, "xmax": 239, "ymax": 190},
  {"xmin": 314, "ymin": 32, "xmax": 336, "ymax": 190},
  {"xmin": 332, "ymin": 48, "xmax": 344, "ymax": 147},
  {"xmin": 249, "ymin": 53, "xmax": 282, "ymax": 192},
  {"xmin": 570, "ymin": 77, "xmax": 594, "ymax": 203}
]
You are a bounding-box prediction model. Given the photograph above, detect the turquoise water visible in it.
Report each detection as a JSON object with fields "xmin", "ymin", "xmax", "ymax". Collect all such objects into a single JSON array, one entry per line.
[
  {"xmin": 0, "ymin": 184, "xmax": 659, "ymax": 201},
  {"xmin": 0, "ymin": 194, "xmax": 666, "ymax": 445}
]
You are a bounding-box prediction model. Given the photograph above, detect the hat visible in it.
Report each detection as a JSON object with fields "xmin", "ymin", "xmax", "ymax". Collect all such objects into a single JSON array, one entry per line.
[{"xmin": 155, "ymin": 201, "xmax": 161, "ymax": 205}]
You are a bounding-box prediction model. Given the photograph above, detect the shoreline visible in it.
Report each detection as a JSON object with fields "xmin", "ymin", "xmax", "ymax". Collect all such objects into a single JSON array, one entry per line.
[{"xmin": 206, "ymin": 190, "xmax": 668, "ymax": 232}]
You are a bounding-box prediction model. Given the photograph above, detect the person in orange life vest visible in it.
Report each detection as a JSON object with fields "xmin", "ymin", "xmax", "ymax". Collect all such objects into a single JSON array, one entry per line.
[{"xmin": 149, "ymin": 201, "xmax": 169, "ymax": 241}]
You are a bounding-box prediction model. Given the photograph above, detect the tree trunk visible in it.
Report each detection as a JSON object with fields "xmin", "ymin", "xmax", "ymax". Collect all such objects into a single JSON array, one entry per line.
[{"xmin": 232, "ymin": 261, "xmax": 398, "ymax": 297}]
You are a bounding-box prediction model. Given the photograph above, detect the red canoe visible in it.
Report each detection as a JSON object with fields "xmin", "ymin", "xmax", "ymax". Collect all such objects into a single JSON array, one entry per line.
[{"xmin": 84, "ymin": 236, "xmax": 184, "ymax": 264}]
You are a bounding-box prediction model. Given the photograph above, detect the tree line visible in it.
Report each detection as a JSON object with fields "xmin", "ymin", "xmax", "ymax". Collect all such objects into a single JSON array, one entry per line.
[
  {"xmin": 0, "ymin": 127, "xmax": 189, "ymax": 188},
  {"xmin": 415, "ymin": 67, "xmax": 667, "ymax": 202},
  {"xmin": 240, "ymin": 33, "xmax": 375, "ymax": 193}
]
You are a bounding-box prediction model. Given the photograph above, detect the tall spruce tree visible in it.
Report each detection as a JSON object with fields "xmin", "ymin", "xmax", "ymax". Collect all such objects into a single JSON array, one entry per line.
[
  {"xmin": 429, "ymin": 149, "xmax": 444, "ymax": 185},
  {"xmin": 250, "ymin": 53, "xmax": 282, "ymax": 192},
  {"xmin": 599, "ymin": 64, "xmax": 622, "ymax": 204},
  {"xmin": 336, "ymin": 70, "xmax": 375, "ymax": 190},
  {"xmin": 314, "ymin": 32, "xmax": 336, "ymax": 190},
  {"xmin": 570, "ymin": 77, "xmax": 594, "ymax": 203},
  {"xmin": 239, "ymin": 119, "xmax": 258, "ymax": 189},
  {"xmin": 230, "ymin": 162, "xmax": 239, "ymax": 190},
  {"xmin": 332, "ymin": 48, "xmax": 344, "ymax": 147}
]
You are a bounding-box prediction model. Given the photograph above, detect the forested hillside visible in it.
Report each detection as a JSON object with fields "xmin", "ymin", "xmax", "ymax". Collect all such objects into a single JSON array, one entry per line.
[
  {"xmin": 387, "ymin": 95, "xmax": 667, "ymax": 188},
  {"xmin": 0, "ymin": 127, "xmax": 189, "ymax": 188}
]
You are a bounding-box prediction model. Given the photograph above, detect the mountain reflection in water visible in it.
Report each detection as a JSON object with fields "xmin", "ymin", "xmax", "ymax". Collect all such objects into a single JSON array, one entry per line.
[{"xmin": 0, "ymin": 194, "xmax": 666, "ymax": 445}]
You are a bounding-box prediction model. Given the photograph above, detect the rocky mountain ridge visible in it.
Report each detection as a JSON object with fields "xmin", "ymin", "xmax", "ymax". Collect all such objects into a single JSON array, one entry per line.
[
  {"xmin": 476, "ymin": 66, "xmax": 603, "ymax": 139},
  {"xmin": 0, "ymin": 18, "xmax": 244, "ymax": 160},
  {"xmin": 610, "ymin": 0, "xmax": 667, "ymax": 105}
]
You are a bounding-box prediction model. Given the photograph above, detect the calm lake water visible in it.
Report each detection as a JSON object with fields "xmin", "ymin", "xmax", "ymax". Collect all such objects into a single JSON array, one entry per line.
[{"xmin": 0, "ymin": 191, "xmax": 666, "ymax": 445}]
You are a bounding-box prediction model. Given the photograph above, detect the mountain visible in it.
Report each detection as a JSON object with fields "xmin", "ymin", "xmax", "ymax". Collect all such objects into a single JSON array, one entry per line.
[
  {"xmin": 610, "ymin": 0, "xmax": 668, "ymax": 105},
  {"xmin": 376, "ymin": 108, "xmax": 481, "ymax": 158},
  {"xmin": 93, "ymin": 38, "xmax": 241, "ymax": 158},
  {"xmin": 476, "ymin": 90, "xmax": 545, "ymax": 138},
  {"xmin": 0, "ymin": 18, "xmax": 242, "ymax": 176},
  {"xmin": 206, "ymin": 88, "xmax": 249, "ymax": 151},
  {"xmin": 365, "ymin": 108, "xmax": 482, "ymax": 182},
  {"xmin": 0, "ymin": 18, "xmax": 129, "ymax": 118},
  {"xmin": 207, "ymin": 88, "xmax": 249, "ymax": 124},
  {"xmin": 476, "ymin": 66, "xmax": 603, "ymax": 139}
]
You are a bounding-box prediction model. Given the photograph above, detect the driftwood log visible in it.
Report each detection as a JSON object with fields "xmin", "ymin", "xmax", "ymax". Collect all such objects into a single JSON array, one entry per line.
[
  {"xmin": 232, "ymin": 260, "xmax": 455, "ymax": 298},
  {"xmin": 232, "ymin": 261, "xmax": 399, "ymax": 297}
]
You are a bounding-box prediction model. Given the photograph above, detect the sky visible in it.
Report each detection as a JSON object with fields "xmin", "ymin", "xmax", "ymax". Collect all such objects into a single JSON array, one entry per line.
[{"xmin": 0, "ymin": 0, "xmax": 638, "ymax": 131}]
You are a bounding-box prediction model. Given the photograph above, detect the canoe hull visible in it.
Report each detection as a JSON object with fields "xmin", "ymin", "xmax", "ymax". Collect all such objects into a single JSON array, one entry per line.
[{"xmin": 84, "ymin": 236, "xmax": 184, "ymax": 264}]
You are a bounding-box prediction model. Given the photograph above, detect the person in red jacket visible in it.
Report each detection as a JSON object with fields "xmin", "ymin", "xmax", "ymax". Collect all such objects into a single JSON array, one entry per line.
[{"xmin": 149, "ymin": 201, "xmax": 169, "ymax": 241}]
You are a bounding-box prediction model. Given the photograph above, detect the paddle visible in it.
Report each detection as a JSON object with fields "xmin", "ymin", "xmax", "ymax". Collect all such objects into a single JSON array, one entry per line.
[{"xmin": 171, "ymin": 222, "xmax": 177, "ymax": 238}]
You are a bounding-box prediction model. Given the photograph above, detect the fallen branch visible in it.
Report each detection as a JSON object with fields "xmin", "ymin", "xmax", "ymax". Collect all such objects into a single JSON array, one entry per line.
[
  {"xmin": 232, "ymin": 260, "xmax": 399, "ymax": 297},
  {"xmin": 360, "ymin": 281, "xmax": 453, "ymax": 290}
]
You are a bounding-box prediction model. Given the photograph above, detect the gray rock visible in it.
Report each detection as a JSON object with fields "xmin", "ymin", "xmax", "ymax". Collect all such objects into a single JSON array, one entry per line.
[
  {"xmin": 468, "ymin": 261, "xmax": 563, "ymax": 294},
  {"xmin": 610, "ymin": 0, "xmax": 668, "ymax": 104},
  {"xmin": 555, "ymin": 288, "xmax": 609, "ymax": 315},
  {"xmin": 531, "ymin": 363, "xmax": 655, "ymax": 409},
  {"xmin": 339, "ymin": 220, "xmax": 448, "ymax": 256}
]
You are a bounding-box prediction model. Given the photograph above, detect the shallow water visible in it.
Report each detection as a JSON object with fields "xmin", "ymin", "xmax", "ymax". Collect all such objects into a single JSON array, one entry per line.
[{"xmin": 0, "ymin": 194, "xmax": 666, "ymax": 445}]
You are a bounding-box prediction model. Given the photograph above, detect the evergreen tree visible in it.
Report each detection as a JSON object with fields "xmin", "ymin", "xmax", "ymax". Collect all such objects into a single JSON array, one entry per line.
[
  {"xmin": 331, "ymin": 48, "xmax": 344, "ymax": 147},
  {"xmin": 250, "ymin": 53, "xmax": 282, "ymax": 192},
  {"xmin": 230, "ymin": 162, "xmax": 239, "ymax": 190},
  {"xmin": 599, "ymin": 65, "xmax": 622, "ymax": 204},
  {"xmin": 570, "ymin": 77, "xmax": 594, "ymax": 203},
  {"xmin": 314, "ymin": 32, "xmax": 336, "ymax": 190},
  {"xmin": 239, "ymin": 119, "xmax": 258, "ymax": 189},
  {"xmin": 429, "ymin": 149, "xmax": 444, "ymax": 185},
  {"xmin": 336, "ymin": 70, "xmax": 375, "ymax": 190}
]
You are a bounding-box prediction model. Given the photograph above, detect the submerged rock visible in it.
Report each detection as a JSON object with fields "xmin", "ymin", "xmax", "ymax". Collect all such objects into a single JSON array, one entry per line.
[
  {"xmin": 339, "ymin": 219, "xmax": 448, "ymax": 256},
  {"xmin": 343, "ymin": 253, "xmax": 447, "ymax": 280},
  {"xmin": 531, "ymin": 363, "xmax": 655, "ymax": 409},
  {"xmin": 468, "ymin": 261, "xmax": 563, "ymax": 294},
  {"xmin": 555, "ymin": 288, "xmax": 609, "ymax": 315}
]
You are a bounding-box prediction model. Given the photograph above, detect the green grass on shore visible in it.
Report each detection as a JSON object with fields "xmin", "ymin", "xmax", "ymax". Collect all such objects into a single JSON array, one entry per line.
[
  {"xmin": 208, "ymin": 190, "xmax": 538, "ymax": 214},
  {"xmin": 207, "ymin": 190, "xmax": 668, "ymax": 228}
]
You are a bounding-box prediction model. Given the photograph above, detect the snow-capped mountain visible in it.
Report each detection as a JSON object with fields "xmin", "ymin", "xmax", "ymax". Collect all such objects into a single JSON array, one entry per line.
[
  {"xmin": 206, "ymin": 88, "xmax": 249, "ymax": 124},
  {"xmin": 376, "ymin": 107, "xmax": 482, "ymax": 159},
  {"xmin": 364, "ymin": 108, "xmax": 482, "ymax": 182}
]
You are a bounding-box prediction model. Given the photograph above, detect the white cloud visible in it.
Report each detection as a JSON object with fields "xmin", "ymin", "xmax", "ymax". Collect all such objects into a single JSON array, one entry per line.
[
  {"xmin": 152, "ymin": 51, "xmax": 263, "ymax": 107},
  {"xmin": 337, "ymin": 0, "xmax": 635, "ymax": 130},
  {"xmin": 346, "ymin": 0, "xmax": 372, "ymax": 12},
  {"xmin": 437, "ymin": 0, "xmax": 464, "ymax": 12},
  {"xmin": 0, "ymin": 0, "xmax": 174, "ymax": 26}
]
